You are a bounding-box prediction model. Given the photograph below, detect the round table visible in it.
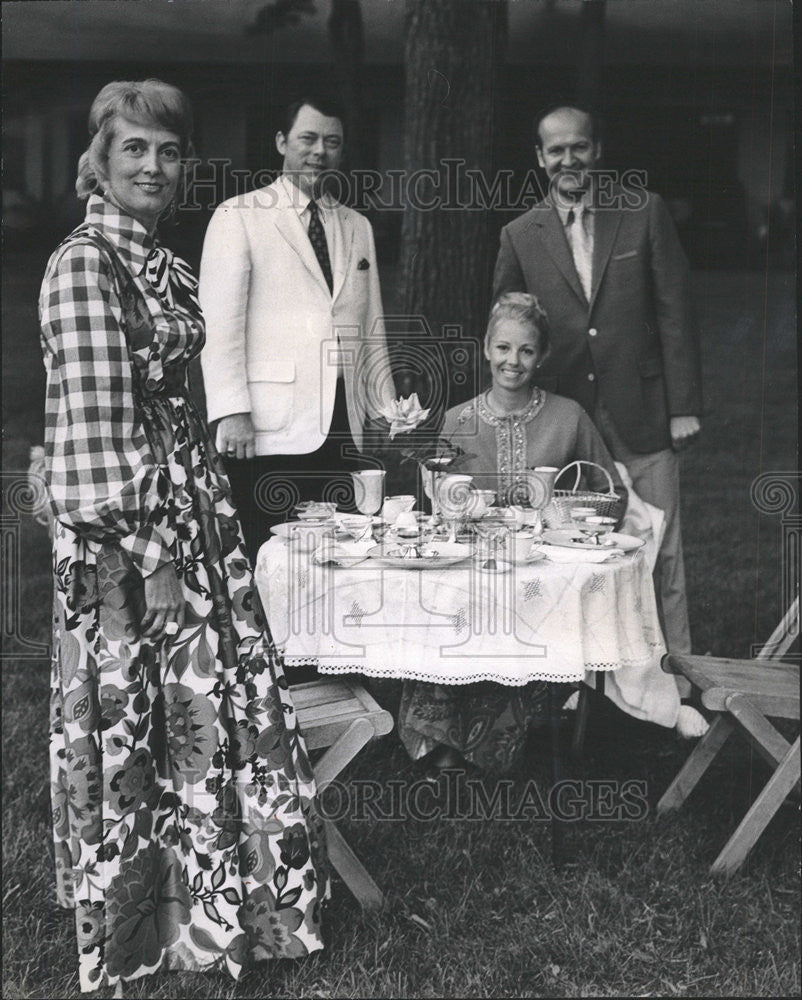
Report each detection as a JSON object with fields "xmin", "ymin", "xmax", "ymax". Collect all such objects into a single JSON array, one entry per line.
[{"xmin": 255, "ymin": 538, "xmax": 678, "ymax": 726}]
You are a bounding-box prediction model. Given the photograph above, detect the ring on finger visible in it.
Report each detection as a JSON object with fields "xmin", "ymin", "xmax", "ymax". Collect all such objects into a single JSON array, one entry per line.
[{"xmin": 164, "ymin": 621, "xmax": 179, "ymax": 636}]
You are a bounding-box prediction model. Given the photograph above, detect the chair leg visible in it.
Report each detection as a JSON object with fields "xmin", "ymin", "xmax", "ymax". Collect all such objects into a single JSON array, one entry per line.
[
  {"xmin": 570, "ymin": 684, "xmax": 591, "ymax": 761},
  {"xmin": 711, "ymin": 736, "xmax": 801, "ymax": 876},
  {"xmin": 324, "ymin": 819, "xmax": 385, "ymax": 911},
  {"xmin": 548, "ymin": 683, "xmax": 569, "ymax": 868},
  {"xmin": 313, "ymin": 717, "xmax": 376, "ymax": 792},
  {"xmin": 657, "ymin": 713, "xmax": 734, "ymax": 814},
  {"xmin": 725, "ymin": 692, "xmax": 798, "ymax": 771}
]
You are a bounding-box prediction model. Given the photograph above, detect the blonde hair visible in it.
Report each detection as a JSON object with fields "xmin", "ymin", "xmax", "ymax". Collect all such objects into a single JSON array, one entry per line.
[
  {"xmin": 486, "ymin": 292, "xmax": 551, "ymax": 363},
  {"xmin": 75, "ymin": 79, "xmax": 195, "ymax": 200}
]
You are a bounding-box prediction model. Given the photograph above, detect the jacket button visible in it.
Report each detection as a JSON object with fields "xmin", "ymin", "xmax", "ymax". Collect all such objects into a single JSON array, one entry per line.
[
  {"xmin": 588, "ymin": 327, "xmax": 598, "ymax": 337},
  {"xmin": 587, "ymin": 373, "xmax": 596, "ymax": 382}
]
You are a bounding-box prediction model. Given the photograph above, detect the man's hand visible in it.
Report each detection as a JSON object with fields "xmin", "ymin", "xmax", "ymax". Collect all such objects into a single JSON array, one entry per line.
[
  {"xmin": 141, "ymin": 562, "xmax": 185, "ymax": 642},
  {"xmin": 670, "ymin": 415, "xmax": 701, "ymax": 450},
  {"xmin": 218, "ymin": 412, "xmax": 256, "ymax": 460}
]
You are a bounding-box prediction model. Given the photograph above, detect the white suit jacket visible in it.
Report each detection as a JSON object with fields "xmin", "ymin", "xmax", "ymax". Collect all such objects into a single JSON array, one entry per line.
[{"xmin": 199, "ymin": 178, "xmax": 395, "ymax": 454}]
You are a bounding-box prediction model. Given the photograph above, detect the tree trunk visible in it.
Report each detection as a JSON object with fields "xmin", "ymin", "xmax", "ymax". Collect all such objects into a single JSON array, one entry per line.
[
  {"xmin": 328, "ymin": 0, "xmax": 365, "ymax": 167},
  {"xmin": 577, "ymin": 0, "xmax": 606, "ymax": 109},
  {"xmin": 399, "ymin": 0, "xmax": 508, "ymax": 411}
]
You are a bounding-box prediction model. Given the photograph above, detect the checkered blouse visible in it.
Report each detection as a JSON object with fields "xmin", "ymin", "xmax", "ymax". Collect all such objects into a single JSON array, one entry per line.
[{"xmin": 38, "ymin": 195, "xmax": 204, "ymax": 577}]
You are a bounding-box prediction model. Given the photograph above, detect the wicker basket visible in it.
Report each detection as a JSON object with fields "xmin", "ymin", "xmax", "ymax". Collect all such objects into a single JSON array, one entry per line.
[{"xmin": 550, "ymin": 460, "xmax": 619, "ymax": 526}]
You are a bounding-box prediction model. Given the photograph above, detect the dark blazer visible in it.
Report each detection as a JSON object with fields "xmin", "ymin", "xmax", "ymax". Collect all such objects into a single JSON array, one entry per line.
[{"xmin": 492, "ymin": 188, "xmax": 702, "ymax": 454}]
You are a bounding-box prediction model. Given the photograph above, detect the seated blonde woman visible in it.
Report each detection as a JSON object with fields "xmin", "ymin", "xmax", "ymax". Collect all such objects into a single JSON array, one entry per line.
[
  {"xmin": 441, "ymin": 294, "xmax": 626, "ymax": 516},
  {"xmin": 398, "ymin": 294, "xmax": 705, "ymax": 774},
  {"xmin": 398, "ymin": 293, "xmax": 628, "ymax": 773}
]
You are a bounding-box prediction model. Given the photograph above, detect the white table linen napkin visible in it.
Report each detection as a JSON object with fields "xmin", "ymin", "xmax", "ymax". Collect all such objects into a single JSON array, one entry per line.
[
  {"xmin": 312, "ymin": 538, "xmax": 374, "ymax": 566},
  {"xmin": 539, "ymin": 544, "xmax": 622, "ymax": 564}
]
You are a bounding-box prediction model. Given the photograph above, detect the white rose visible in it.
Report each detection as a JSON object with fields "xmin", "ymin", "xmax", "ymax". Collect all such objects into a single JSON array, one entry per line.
[{"xmin": 379, "ymin": 393, "xmax": 431, "ymax": 439}]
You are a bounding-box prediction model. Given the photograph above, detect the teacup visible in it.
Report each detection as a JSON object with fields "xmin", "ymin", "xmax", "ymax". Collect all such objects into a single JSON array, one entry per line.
[
  {"xmin": 382, "ymin": 494, "xmax": 416, "ymax": 524},
  {"xmin": 395, "ymin": 510, "xmax": 420, "ymax": 534},
  {"xmin": 505, "ymin": 530, "xmax": 537, "ymax": 563},
  {"xmin": 468, "ymin": 489, "xmax": 496, "ymax": 519},
  {"xmin": 509, "ymin": 505, "xmax": 542, "ymax": 530}
]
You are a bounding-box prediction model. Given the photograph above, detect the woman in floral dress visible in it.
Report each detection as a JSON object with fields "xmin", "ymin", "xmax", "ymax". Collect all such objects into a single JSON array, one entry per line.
[{"xmin": 39, "ymin": 80, "xmax": 327, "ymax": 994}]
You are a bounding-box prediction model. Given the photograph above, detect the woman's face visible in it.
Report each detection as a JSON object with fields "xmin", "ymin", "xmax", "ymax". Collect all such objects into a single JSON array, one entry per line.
[
  {"xmin": 103, "ymin": 117, "xmax": 182, "ymax": 232},
  {"xmin": 485, "ymin": 318, "xmax": 541, "ymax": 392}
]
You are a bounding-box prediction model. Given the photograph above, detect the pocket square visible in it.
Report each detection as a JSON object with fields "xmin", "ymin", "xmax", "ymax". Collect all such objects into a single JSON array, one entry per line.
[
  {"xmin": 612, "ymin": 250, "xmax": 638, "ymax": 260},
  {"xmin": 357, "ymin": 258, "xmax": 370, "ymax": 270}
]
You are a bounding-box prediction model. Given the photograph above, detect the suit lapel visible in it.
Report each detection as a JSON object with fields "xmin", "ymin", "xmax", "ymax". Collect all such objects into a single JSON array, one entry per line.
[
  {"xmin": 532, "ymin": 205, "xmax": 587, "ymax": 306},
  {"xmin": 271, "ymin": 181, "xmax": 332, "ymax": 297},
  {"xmin": 588, "ymin": 205, "xmax": 622, "ymax": 313}
]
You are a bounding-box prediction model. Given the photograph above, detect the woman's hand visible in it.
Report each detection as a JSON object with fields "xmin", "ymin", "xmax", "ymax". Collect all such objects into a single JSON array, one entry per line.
[{"xmin": 141, "ymin": 562, "xmax": 185, "ymax": 641}]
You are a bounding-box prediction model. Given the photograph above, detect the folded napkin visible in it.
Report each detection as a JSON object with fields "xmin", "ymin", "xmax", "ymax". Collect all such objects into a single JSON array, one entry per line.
[
  {"xmin": 615, "ymin": 461, "xmax": 665, "ymax": 573},
  {"xmin": 539, "ymin": 544, "xmax": 622, "ymax": 564},
  {"xmin": 312, "ymin": 539, "xmax": 373, "ymax": 567}
]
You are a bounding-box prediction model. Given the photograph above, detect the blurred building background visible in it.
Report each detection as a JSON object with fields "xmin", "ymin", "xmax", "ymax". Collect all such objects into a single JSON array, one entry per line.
[{"xmin": 3, "ymin": 0, "xmax": 795, "ymax": 270}]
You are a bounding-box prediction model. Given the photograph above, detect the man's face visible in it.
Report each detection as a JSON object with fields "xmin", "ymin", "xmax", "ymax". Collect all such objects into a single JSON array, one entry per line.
[
  {"xmin": 536, "ymin": 108, "xmax": 600, "ymax": 203},
  {"xmin": 276, "ymin": 104, "xmax": 344, "ymax": 196}
]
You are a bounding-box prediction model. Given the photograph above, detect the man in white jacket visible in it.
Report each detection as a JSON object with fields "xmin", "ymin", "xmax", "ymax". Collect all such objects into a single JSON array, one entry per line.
[{"xmin": 199, "ymin": 96, "xmax": 395, "ymax": 557}]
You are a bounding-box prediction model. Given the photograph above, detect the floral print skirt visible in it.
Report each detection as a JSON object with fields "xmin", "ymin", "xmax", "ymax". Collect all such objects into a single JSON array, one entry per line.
[
  {"xmin": 49, "ymin": 395, "xmax": 327, "ymax": 992},
  {"xmin": 398, "ymin": 679, "xmax": 551, "ymax": 772}
]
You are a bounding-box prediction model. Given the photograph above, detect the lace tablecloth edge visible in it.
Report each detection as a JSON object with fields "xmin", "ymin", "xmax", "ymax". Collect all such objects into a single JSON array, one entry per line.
[{"xmin": 279, "ymin": 649, "xmax": 665, "ymax": 686}]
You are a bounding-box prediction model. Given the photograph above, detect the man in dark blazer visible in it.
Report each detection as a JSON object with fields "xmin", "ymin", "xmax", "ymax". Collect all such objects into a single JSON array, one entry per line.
[{"xmin": 493, "ymin": 104, "xmax": 704, "ymax": 733}]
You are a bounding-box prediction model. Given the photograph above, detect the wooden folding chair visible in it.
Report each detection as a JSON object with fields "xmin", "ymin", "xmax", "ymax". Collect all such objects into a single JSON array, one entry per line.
[
  {"xmin": 657, "ymin": 597, "xmax": 800, "ymax": 875},
  {"xmin": 292, "ymin": 676, "xmax": 394, "ymax": 909}
]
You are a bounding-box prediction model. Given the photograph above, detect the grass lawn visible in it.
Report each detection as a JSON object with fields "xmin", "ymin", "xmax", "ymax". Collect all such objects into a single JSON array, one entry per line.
[{"xmin": 2, "ymin": 257, "xmax": 799, "ymax": 998}]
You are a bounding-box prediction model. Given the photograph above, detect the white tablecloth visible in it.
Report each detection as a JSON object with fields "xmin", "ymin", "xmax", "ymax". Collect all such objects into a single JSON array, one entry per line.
[{"xmin": 255, "ymin": 539, "xmax": 679, "ymax": 726}]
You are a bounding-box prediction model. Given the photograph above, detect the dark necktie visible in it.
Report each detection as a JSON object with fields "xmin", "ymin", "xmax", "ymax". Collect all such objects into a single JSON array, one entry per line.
[{"xmin": 307, "ymin": 199, "xmax": 333, "ymax": 294}]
